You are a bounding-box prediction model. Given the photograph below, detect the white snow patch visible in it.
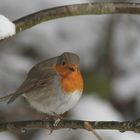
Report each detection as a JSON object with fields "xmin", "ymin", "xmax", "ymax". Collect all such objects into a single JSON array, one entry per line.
[
  {"xmin": 70, "ymin": 95, "xmax": 122, "ymax": 121},
  {"xmin": 0, "ymin": 132, "xmax": 17, "ymax": 140},
  {"xmin": 0, "ymin": 15, "xmax": 15, "ymax": 39}
]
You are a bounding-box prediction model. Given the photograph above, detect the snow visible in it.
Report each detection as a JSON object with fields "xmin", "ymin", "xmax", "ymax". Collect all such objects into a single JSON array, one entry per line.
[
  {"xmin": 0, "ymin": 132, "xmax": 17, "ymax": 140},
  {"xmin": 70, "ymin": 95, "xmax": 122, "ymax": 121},
  {"xmin": 0, "ymin": 15, "xmax": 15, "ymax": 39}
]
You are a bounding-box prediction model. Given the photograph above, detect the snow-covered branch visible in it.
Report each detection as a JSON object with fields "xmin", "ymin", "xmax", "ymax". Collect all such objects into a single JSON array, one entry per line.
[
  {"xmin": 0, "ymin": 118, "xmax": 140, "ymax": 133},
  {"xmin": 1, "ymin": 2, "xmax": 140, "ymax": 41}
]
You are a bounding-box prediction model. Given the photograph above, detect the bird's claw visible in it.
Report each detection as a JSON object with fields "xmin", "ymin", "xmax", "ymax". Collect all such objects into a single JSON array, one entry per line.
[{"xmin": 42, "ymin": 112, "xmax": 63, "ymax": 127}]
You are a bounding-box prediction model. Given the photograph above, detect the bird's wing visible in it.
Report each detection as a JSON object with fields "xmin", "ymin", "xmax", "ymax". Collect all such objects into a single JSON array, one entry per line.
[
  {"xmin": 0, "ymin": 93, "xmax": 15, "ymax": 102},
  {"xmin": 27, "ymin": 56, "xmax": 58, "ymax": 79},
  {"xmin": 8, "ymin": 69, "xmax": 56, "ymax": 103},
  {"xmin": 7, "ymin": 79, "xmax": 38, "ymax": 103},
  {"xmin": 0, "ymin": 57, "xmax": 58, "ymax": 104},
  {"xmin": 0, "ymin": 77, "xmax": 39, "ymax": 103}
]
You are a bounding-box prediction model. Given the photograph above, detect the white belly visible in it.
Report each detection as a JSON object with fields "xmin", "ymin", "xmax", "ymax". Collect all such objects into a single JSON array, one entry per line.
[
  {"xmin": 23, "ymin": 76, "xmax": 82, "ymax": 115},
  {"xmin": 24, "ymin": 90, "xmax": 82, "ymax": 115}
]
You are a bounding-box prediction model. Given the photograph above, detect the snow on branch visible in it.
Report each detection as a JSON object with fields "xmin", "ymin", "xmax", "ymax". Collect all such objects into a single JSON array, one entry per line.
[
  {"xmin": 0, "ymin": 15, "xmax": 15, "ymax": 39},
  {"xmin": 0, "ymin": 2, "xmax": 140, "ymax": 41},
  {"xmin": 0, "ymin": 118, "xmax": 140, "ymax": 133}
]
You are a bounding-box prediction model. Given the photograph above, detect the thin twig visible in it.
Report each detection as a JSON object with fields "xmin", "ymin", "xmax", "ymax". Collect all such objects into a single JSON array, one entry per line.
[{"xmin": 84, "ymin": 122, "xmax": 103, "ymax": 140}]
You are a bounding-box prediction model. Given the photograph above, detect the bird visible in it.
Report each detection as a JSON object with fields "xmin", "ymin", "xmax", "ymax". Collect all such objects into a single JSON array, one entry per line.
[{"xmin": 0, "ymin": 52, "xmax": 83, "ymax": 115}]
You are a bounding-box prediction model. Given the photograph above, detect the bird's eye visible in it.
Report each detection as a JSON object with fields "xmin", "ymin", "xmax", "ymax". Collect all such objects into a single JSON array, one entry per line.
[{"xmin": 62, "ymin": 61, "xmax": 65, "ymax": 66}]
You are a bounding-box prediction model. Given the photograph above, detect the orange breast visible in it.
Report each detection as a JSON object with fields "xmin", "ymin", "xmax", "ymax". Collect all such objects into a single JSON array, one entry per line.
[{"xmin": 60, "ymin": 70, "xmax": 83, "ymax": 94}]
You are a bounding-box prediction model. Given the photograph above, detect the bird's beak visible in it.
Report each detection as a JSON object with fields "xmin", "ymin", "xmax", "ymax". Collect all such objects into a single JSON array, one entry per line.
[{"xmin": 67, "ymin": 64, "xmax": 78, "ymax": 72}]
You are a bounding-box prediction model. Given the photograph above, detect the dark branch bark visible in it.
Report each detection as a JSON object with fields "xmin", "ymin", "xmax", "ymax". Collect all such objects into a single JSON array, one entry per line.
[
  {"xmin": 13, "ymin": 2, "xmax": 140, "ymax": 33},
  {"xmin": 0, "ymin": 118, "xmax": 140, "ymax": 133},
  {"xmin": 1, "ymin": 2, "xmax": 140, "ymax": 42}
]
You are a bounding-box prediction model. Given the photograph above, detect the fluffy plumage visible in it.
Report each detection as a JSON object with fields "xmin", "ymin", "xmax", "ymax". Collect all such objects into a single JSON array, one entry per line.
[{"xmin": 0, "ymin": 52, "xmax": 83, "ymax": 115}]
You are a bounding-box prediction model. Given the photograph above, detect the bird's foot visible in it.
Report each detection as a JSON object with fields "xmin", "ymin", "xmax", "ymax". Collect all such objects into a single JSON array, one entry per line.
[
  {"xmin": 42, "ymin": 112, "xmax": 63, "ymax": 127},
  {"xmin": 50, "ymin": 111, "xmax": 63, "ymax": 127}
]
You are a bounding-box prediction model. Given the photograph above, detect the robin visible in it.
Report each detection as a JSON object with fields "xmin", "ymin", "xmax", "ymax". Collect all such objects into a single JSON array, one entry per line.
[{"xmin": 0, "ymin": 52, "xmax": 83, "ymax": 115}]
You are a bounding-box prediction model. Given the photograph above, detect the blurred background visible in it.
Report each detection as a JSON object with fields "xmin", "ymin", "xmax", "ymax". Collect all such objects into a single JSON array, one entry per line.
[{"xmin": 0, "ymin": 0, "xmax": 140, "ymax": 140}]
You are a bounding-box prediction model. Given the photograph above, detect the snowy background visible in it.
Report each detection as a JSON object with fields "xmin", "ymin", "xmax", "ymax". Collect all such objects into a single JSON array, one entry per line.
[{"xmin": 0, "ymin": 0, "xmax": 140, "ymax": 140}]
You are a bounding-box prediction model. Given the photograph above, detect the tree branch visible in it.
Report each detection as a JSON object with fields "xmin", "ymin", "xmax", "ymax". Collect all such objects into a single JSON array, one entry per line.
[
  {"xmin": 13, "ymin": 2, "xmax": 140, "ymax": 33},
  {"xmin": 1, "ymin": 2, "xmax": 140, "ymax": 42},
  {"xmin": 0, "ymin": 118, "xmax": 140, "ymax": 133}
]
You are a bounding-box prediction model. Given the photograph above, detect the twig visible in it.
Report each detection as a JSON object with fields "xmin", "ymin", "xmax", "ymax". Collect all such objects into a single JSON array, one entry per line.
[
  {"xmin": 0, "ymin": 118, "xmax": 140, "ymax": 133},
  {"xmin": 84, "ymin": 122, "xmax": 103, "ymax": 140}
]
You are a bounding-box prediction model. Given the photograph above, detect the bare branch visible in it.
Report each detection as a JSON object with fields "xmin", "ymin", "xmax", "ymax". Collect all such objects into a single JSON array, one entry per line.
[
  {"xmin": 1, "ymin": 2, "xmax": 140, "ymax": 42},
  {"xmin": 13, "ymin": 2, "xmax": 140, "ymax": 33},
  {"xmin": 0, "ymin": 118, "xmax": 140, "ymax": 133}
]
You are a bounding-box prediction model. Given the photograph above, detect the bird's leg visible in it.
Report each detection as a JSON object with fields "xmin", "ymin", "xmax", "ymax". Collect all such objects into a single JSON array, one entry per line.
[
  {"xmin": 50, "ymin": 111, "xmax": 63, "ymax": 127},
  {"xmin": 42, "ymin": 114, "xmax": 58, "ymax": 134},
  {"xmin": 42, "ymin": 112, "xmax": 63, "ymax": 127},
  {"xmin": 50, "ymin": 111, "xmax": 63, "ymax": 119}
]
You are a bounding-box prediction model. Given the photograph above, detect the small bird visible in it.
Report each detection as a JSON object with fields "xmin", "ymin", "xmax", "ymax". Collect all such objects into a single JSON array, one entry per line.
[{"xmin": 0, "ymin": 52, "xmax": 83, "ymax": 115}]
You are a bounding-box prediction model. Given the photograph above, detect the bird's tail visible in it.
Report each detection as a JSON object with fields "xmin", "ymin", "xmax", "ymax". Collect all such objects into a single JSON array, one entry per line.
[{"xmin": 0, "ymin": 93, "xmax": 14, "ymax": 102}]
